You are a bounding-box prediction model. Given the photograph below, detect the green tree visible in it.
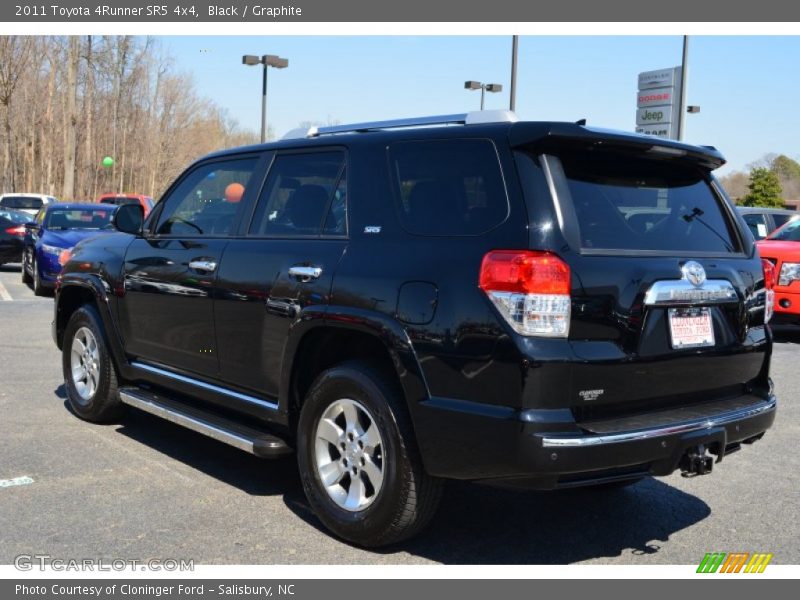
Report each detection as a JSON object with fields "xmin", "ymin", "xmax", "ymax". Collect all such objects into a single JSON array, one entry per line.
[
  {"xmin": 741, "ymin": 167, "xmax": 784, "ymax": 208},
  {"xmin": 770, "ymin": 154, "xmax": 800, "ymax": 180}
]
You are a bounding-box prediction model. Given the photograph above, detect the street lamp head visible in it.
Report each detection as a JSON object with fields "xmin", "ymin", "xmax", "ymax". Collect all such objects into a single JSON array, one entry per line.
[
  {"xmin": 485, "ymin": 83, "xmax": 503, "ymax": 93},
  {"xmin": 464, "ymin": 81, "xmax": 482, "ymax": 90},
  {"xmin": 242, "ymin": 55, "xmax": 261, "ymax": 66},
  {"xmin": 265, "ymin": 55, "xmax": 289, "ymax": 69}
]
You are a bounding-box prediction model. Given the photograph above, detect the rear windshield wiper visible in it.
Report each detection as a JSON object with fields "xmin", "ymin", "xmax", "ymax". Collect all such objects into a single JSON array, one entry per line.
[{"xmin": 683, "ymin": 207, "xmax": 734, "ymax": 252}]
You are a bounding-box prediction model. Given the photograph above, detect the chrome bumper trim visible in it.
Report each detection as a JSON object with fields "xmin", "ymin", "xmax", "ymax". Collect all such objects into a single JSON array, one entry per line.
[
  {"xmin": 541, "ymin": 397, "xmax": 776, "ymax": 448},
  {"xmin": 643, "ymin": 278, "xmax": 738, "ymax": 306}
]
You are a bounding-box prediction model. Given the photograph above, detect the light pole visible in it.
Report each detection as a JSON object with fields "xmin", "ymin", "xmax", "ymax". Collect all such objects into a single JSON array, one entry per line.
[
  {"xmin": 464, "ymin": 81, "xmax": 503, "ymax": 110},
  {"xmin": 678, "ymin": 35, "xmax": 689, "ymax": 141},
  {"xmin": 242, "ymin": 54, "xmax": 289, "ymax": 143},
  {"xmin": 510, "ymin": 35, "xmax": 518, "ymax": 111}
]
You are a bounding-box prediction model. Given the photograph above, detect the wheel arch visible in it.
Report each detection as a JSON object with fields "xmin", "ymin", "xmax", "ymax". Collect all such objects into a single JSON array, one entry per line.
[
  {"xmin": 281, "ymin": 308, "xmax": 430, "ymax": 438},
  {"xmin": 55, "ymin": 275, "xmax": 130, "ymax": 377}
]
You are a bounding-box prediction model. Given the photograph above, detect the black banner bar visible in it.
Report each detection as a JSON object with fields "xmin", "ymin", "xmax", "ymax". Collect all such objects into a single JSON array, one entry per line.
[
  {"xmin": 3, "ymin": 579, "xmax": 799, "ymax": 600},
  {"xmin": 2, "ymin": 0, "xmax": 800, "ymax": 22}
]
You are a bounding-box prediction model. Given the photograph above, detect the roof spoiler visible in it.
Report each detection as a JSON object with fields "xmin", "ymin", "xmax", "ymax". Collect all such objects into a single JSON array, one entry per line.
[{"xmin": 508, "ymin": 122, "xmax": 726, "ymax": 170}]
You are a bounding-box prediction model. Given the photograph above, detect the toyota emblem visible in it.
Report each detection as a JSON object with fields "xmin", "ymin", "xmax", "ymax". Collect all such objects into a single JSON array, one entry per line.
[{"xmin": 681, "ymin": 261, "xmax": 706, "ymax": 287}]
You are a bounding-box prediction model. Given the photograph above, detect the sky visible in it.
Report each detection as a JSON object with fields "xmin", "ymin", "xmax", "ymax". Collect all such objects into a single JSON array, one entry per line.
[{"xmin": 162, "ymin": 35, "xmax": 800, "ymax": 175}]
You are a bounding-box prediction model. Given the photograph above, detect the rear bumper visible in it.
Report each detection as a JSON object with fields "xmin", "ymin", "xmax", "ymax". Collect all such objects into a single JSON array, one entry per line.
[{"xmin": 415, "ymin": 394, "xmax": 776, "ymax": 488}]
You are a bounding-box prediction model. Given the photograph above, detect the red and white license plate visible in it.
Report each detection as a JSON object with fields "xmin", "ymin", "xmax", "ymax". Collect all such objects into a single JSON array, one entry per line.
[{"xmin": 667, "ymin": 307, "xmax": 715, "ymax": 349}]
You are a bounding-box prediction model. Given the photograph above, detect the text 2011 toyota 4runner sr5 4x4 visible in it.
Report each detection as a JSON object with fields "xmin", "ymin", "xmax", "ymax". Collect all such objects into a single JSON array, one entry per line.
[{"xmin": 53, "ymin": 111, "xmax": 777, "ymax": 547}]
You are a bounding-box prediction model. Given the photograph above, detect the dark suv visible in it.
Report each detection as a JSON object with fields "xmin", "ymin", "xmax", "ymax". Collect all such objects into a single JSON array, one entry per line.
[{"xmin": 52, "ymin": 111, "xmax": 777, "ymax": 547}]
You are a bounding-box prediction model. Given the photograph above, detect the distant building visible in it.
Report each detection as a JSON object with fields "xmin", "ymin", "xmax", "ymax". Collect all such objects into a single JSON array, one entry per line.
[{"xmin": 784, "ymin": 199, "xmax": 800, "ymax": 211}]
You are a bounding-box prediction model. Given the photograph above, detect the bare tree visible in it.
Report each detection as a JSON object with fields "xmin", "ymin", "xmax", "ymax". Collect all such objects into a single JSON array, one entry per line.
[
  {"xmin": 0, "ymin": 36, "xmax": 35, "ymax": 190},
  {"xmin": 0, "ymin": 35, "xmax": 258, "ymax": 199}
]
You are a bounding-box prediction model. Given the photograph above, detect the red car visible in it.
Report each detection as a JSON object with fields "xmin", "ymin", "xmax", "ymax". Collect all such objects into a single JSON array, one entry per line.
[
  {"xmin": 757, "ymin": 218, "xmax": 800, "ymax": 325},
  {"xmin": 97, "ymin": 193, "xmax": 155, "ymax": 218}
]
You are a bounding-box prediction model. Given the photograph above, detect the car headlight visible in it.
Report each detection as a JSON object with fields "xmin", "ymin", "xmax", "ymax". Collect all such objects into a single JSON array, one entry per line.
[
  {"xmin": 41, "ymin": 244, "xmax": 65, "ymax": 256},
  {"xmin": 778, "ymin": 262, "xmax": 800, "ymax": 287}
]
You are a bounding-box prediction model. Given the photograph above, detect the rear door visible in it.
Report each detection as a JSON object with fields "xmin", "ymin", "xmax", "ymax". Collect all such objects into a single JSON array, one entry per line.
[
  {"xmin": 117, "ymin": 154, "xmax": 263, "ymax": 377},
  {"xmin": 214, "ymin": 148, "xmax": 348, "ymax": 399},
  {"xmin": 517, "ymin": 148, "xmax": 769, "ymax": 417}
]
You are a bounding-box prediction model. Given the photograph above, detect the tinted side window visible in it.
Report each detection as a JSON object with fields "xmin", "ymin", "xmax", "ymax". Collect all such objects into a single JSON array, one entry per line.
[
  {"xmin": 742, "ymin": 213, "xmax": 768, "ymax": 239},
  {"xmin": 249, "ymin": 151, "xmax": 346, "ymax": 237},
  {"xmin": 156, "ymin": 157, "xmax": 258, "ymax": 237},
  {"xmin": 388, "ymin": 139, "xmax": 509, "ymax": 236}
]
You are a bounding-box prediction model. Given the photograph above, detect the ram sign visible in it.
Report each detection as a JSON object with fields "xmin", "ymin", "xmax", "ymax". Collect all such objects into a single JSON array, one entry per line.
[{"xmin": 636, "ymin": 67, "xmax": 681, "ymax": 140}]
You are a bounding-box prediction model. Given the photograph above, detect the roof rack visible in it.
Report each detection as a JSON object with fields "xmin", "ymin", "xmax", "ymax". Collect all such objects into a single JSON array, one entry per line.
[{"xmin": 282, "ymin": 110, "xmax": 518, "ymax": 140}]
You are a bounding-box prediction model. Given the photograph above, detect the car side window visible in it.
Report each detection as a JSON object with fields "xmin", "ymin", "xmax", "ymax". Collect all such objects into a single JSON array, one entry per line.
[
  {"xmin": 155, "ymin": 157, "xmax": 259, "ymax": 237},
  {"xmin": 388, "ymin": 139, "xmax": 509, "ymax": 236},
  {"xmin": 742, "ymin": 213, "xmax": 768, "ymax": 239},
  {"xmin": 248, "ymin": 151, "xmax": 346, "ymax": 237}
]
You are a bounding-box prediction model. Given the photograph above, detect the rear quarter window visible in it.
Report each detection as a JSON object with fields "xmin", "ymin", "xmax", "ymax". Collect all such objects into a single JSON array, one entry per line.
[
  {"xmin": 388, "ymin": 139, "xmax": 509, "ymax": 236},
  {"xmin": 546, "ymin": 152, "xmax": 740, "ymax": 254}
]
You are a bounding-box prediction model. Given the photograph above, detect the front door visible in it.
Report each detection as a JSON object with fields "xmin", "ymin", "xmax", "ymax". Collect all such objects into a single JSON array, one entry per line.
[{"xmin": 117, "ymin": 154, "xmax": 263, "ymax": 377}]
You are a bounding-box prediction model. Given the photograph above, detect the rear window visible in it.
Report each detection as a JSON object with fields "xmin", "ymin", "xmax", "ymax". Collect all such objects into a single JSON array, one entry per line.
[
  {"xmin": 0, "ymin": 209, "xmax": 33, "ymax": 224},
  {"xmin": 101, "ymin": 197, "xmax": 139, "ymax": 206},
  {"xmin": 45, "ymin": 208, "xmax": 114, "ymax": 230},
  {"xmin": 547, "ymin": 153, "xmax": 738, "ymax": 253},
  {"xmin": 1, "ymin": 196, "xmax": 42, "ymax": 210},
  {"xmin": 388, "ymin": 139, "xmax": 509, "ymax": 236}
]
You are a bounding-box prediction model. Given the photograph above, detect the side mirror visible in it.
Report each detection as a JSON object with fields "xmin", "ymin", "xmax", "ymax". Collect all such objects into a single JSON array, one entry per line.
[
  {"xmin": 113, "ymin": 203, "xmax": 144, "ymax": 235},
  {"xmin": 24, "ymin": 222, "xmax": 39, "ymax": 231}
]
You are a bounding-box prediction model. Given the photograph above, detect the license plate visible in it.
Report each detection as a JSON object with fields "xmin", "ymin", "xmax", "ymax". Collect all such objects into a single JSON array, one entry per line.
[{"xmin": 667, "ymin": 307, "xmax": 715, "ymax": 349}]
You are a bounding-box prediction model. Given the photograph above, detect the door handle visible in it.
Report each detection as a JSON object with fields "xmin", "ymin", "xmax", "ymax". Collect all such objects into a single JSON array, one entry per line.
[
  {"xmin": 288, "ymin": 266, "xmax": 322, "ymax": 281},
  {"xmin": 188, "ymin": 260, "xmax": 217, "ymax": 272}
]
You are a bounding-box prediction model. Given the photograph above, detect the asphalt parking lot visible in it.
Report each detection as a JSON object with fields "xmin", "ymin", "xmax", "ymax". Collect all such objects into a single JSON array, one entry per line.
[{"xmin": 1, "ymin": 262, "xmax": 798, "ymax": 566}]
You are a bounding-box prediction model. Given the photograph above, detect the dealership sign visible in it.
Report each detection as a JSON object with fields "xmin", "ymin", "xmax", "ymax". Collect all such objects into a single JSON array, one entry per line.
[
  {"xmin": 636, "ymin": 105, "xmax": 673, "ymax": 126},
  {"xmin": 636, "ymin": 67, "xmax": 681, "ymax": 140}
]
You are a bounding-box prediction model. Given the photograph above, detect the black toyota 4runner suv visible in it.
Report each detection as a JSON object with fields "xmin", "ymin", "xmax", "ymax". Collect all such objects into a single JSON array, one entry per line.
[{"xmin": 53, "ymin": 111, "xmax": 777, "ymax": 547}]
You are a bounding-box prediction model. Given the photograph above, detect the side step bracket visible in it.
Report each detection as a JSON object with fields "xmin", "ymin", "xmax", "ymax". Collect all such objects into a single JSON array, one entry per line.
[{"xmin": 118, "ymin": 387, "xmax": 292, "ymax": 458}]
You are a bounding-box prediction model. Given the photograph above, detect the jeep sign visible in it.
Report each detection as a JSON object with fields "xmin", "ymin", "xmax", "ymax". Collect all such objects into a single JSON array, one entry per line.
[{"xmin": 636, "ymin": 105, "xmax": 673, "ymax": 126}]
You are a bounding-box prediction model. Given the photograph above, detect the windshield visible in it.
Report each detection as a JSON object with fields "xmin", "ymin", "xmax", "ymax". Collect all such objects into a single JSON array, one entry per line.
[
  {"xmin": 45, "ymin": 208, "xmax": 115, "ymax": 230},
  {"xmin": 545, "ymin": 152, "xmax": 739, "ymax": 253},
  {"xmin": 769, "ymin": 218, "xmax": 800, "ymax": 241},
  {"xmin": 0, "ymin": 209, "xmax": 34, "ymax": 224},
  {"xmin": 1, "ymin": 196, "xmax": 42, "ymax": 210}
]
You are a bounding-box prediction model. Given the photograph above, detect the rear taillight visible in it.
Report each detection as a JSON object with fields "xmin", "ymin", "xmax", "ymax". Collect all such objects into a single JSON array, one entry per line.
[
  {"xmin": 762, "ymin": 258, "xmax": 775, "ymax": 323},
  {"xmin": 5, "ymin": 225, "xmax": 25, "ymax": 236},
  {"xmin": 58, "ymin": 249, "xmax": 72, "ymax": 266},
  {"xmin": 479, "ymin": 250, "xmax": 571, "ymax": 337}
]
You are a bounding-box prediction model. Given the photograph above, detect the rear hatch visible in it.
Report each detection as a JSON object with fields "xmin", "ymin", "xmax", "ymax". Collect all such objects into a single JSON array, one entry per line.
[{"xmin": 512, "ymin": 127, "xmax": 771, "ymax": 421}]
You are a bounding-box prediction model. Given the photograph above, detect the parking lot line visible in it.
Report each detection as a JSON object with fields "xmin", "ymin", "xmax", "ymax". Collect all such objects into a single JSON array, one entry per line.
[
  {"xmin": 0, "ymin": 476, "xmax": 34, "ymax": 488},
  {"xmin": 0, "ymin": 279, "xmax": 12, "ymax": 301}
]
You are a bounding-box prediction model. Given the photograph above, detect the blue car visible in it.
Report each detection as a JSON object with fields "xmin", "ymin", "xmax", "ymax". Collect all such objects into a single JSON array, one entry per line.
[{"xmin": 22, "ymin": 203, "xmax": 119, "ymax": 295}]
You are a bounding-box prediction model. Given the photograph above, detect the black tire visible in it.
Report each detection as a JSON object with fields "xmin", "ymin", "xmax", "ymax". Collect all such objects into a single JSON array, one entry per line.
[
  {"xmin": 21, "ymin": 250, "xmax": 32, "ymax": 284},
  {"xmin": 297, "ymin": 360, "xmax": 443, "ymax": 547},
  {"xmin": 32, "ymin": 257, "xmax": 47, "ymax": 296},
  {"xmin": 62, "ymin": 304, "xmax": 124, "ymax": 423}
]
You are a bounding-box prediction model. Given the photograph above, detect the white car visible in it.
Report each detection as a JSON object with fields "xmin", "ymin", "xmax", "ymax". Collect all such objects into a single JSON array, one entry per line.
[{"xmin": 0, "ymin": 193, "xmax": 58, "ymax": 215}]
